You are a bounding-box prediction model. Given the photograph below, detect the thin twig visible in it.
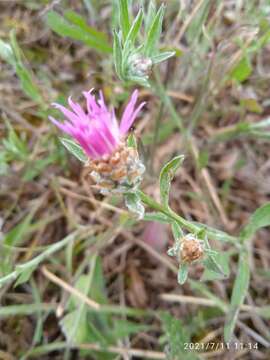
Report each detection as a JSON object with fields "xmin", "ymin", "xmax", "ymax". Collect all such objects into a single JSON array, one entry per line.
[
  {"xmin": 41, "ymin": 266, "xmax": 100, "ymax": 310},
  {"xmin": 160, "ymin": 293, "xmax": 265, "ymax": 315}
]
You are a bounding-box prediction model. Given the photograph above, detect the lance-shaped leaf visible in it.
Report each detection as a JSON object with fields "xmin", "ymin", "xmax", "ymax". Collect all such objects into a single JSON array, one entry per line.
[
  {"xmin": 60, "ymin": 138, "xmax": 87, "ymax": 163},
  {"xmin": 125, "ymin": 192, "xmax": 145, "ymax": 220},
  {"xmin": 119, "ymin": 0, "xmax": 130, "ymax": 42},
  {"xmin": 224, "ymin": 252, "xmax": 250, "ymax": 342},
  {"xmin": 144, "ymin": 1, "xmax": 156, "ymax": 34},
  {"xmin": 159, "ymin": 155, "xmax": 184, "ymax": 209},
  {"xmin": 178, "ymin": 263, "xmax": 188, "ymax": 285},
  {"xmin": 201, "ymin": 252, "xmax": 230, "ymax": 281},
  {"xmin": 171, "ymin": 221, "xmax": 184, "ymax": 241},
  {"xmin": 144, "ymin": 4, "xmax": 165, "ymax": 56},
  {"xmin": 46, "ymin": 11, "xmax": 112, "ymax": 54},
  {"xmin": 151, "ymin": 51, "xmax": 175, "ymax": 64},
  {"xmin": 125, "ymin": 8, "xmax": 143, "ymax": 45},
  {"xmin": 203, "ymin": 236, "xmax": 226, "ymax": 278},
  {"xmin": 240, "ymin": 202, "xmax": 270, "ymax": 241},
  {"xmin": 113, "ymin": 30, "xmax": 123, "ymax": 79},
  {"xmin": 0, "ymin": 32, "xmax": 43, "ymax": 104}
]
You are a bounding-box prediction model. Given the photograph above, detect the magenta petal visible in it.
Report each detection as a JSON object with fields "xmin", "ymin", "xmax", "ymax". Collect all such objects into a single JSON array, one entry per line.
[
  {"xmin": 67, "ymin": 97, "xmax": 89, "ymax": 123},
  {"xmin": 120, "ymin": 90, "xmax": 145, "ymax": 134},
  {"xmin": 93, "ymin": 118, "xmax": 118, "ymax": 151},
  {"xmin": 86, "ymin": 127, "xmax": 111, "ymax": 156},
  {"xmin": 123, "ymin": 101, "xmax": 146, "ymax": 134},
  {"xmin": 52, "ymin": 103, "xmax": 81, "ymax": 127},
  {"xmin": 49, "ymin": 116, "xmax": 74, "ymax": 136},
  {"xmin": 98, "ymin": 90, "xmax": 107, "ymax": 111},
  {"xmin": 72, "ymin": 129, "xmax": 98, "ymax": 158},
  {"xmin": 83, "ymin": 91, "xmax": 100, "ymax": 115}
]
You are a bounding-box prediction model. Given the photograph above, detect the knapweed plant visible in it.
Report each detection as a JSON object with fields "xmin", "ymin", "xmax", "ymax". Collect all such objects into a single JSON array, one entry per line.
[{"xmin": 50, "ymin": 93, "xmax": 228, "ymax": 288}]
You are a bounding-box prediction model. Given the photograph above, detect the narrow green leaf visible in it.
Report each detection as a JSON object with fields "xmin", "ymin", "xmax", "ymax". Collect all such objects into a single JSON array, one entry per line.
[
  {"xmin": 224, "ymin": 253, "xmax": 250, "ymax": 342},
  {"xmin": 112, "ymin": 319, "xmax": 149, "ymax": 340},
  {"xmin": 201, "ymin": 252, "xmax": 230, "ymax": 281},
  {"xmin": 6, "ymin": 32, "xmax": 43, "ymax": 103},
  {"xmin": 126, "ymin": 133, "xmax": 137, "ymax": 148},
  {"xmin": 64, "ymin": 10, "xmax": 108, "ymax": 42},
  {"xmin": 241, "ymin": 202, "xmax": 270, "ymax": 240},
  {"xmin": 46, "ymin": 11, "xmax": 112, "ymax": 54},
  {"xmin": 0, "ymin": 231, "xmax": 79, "ymax": 288},
  {"xmin": 160, "ymin": 313, "xmax": 197, "ymax": 360},
  {"xmin": 203, "ymin": 254, "xmax": 226, "ymax": 278},
  {"xmin": 60, "ymin": 138, "xmax": 87, "ymax": 163},
  {"xmin": 151, "ymin": 51, "xmax": 175, "ymax": 64},
  {"xmin": 113, "ymin": 30, "xmax": 123, "ymax": 79},
  {"xmin": 4, "ymin": 212, "xmax": 34, "ymax": 246},
  {"xmin": 172, "ymin": 221, "xmax": 184, "ymax": 240},
  {"xmin": 3, "ymin": 120, "xmax": 29, "ymax": 160},
  {"xmin": 60, "ymin": 309, "xmax": 89, "ymax": 344},
  {"xmin": 119, "ymin": 0, "xmax": 130, "ymax": 42},
  {"xmin": 178, "ymin": 264, "xmax": 188, "ymax": 285},
  {"xmin": 125, "ymin": 8, "xmax": 143, "ymax": 45},
  {"xmin": 14, "ymin": 266, "xmax": 35, "ymax": 287},
  {"xmin": 1, "ymin": 212, "xmax": 34, "ymax": 276},
  {"xmin": 144, "ymin": 4, "xmax": 165, "ymax": 56},
  {"xmin": 159, "ymin": 155, "xmax": 184, "ymax": 208},
  {"xmin": 231, "ymin": 56, "xmax": 252, "ymax": 83},
  {"xmin": 125, "ymin": 192, "xmax": 145, "ymax": 220},
  {"xmin": 0, "ymin": 303, "xmax": 55, "ymax": 317},
  {"xmin": 202, "ymin": 236, "xmax": 227, "ymax": 278},
  {"xmin": 144, "ymin": 1, "xmax": 156, "ymax": 35}
]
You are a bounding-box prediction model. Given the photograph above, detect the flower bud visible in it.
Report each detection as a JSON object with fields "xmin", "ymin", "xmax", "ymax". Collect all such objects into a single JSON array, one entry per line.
[
  {"xmin": 179, "ymin": 234, "xmax": 204, "ymax": 264},
  {"xmin": 129, "ymin": 54, "xmax": 153, "ymax": 78}
]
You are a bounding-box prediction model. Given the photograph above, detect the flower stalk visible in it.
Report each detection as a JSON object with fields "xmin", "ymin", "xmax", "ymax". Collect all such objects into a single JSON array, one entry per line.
[{"xmin": 137, "ymin": 190, "xmax": 237, "ymax": 245}]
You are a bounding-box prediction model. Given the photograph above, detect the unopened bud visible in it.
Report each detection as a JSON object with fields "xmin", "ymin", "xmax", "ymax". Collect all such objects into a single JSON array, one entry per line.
[
  {"xmin": 179, "ymin": 234, "xmax": 204, "ymax": 264},
  {"xmin": 129, "ymin": 54, "xmax": 153, "ymax": 78}
]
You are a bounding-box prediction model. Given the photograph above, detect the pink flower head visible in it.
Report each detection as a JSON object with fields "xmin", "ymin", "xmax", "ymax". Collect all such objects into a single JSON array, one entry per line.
[{"xmin": 49, "ymin": 89, "xmax": 145, "ymax": 159}]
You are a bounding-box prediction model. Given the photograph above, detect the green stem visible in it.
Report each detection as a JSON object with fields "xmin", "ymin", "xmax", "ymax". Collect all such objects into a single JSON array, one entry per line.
[
  {"xmin": 152, "ymin": 71, "xmax": 184, "ymax": 132},
  {"xmin": 0, "ymin": 229, "xmax": 81, "ymax": 288},
  {"xmin": 138, "ymin": 190, "xmax": 238, "ymax": 245}
]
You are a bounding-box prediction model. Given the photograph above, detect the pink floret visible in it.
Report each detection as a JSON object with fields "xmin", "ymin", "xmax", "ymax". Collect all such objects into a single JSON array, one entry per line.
[{"xmin": 49, "ymin": 89, "xmax": 145, "ymax": 159}]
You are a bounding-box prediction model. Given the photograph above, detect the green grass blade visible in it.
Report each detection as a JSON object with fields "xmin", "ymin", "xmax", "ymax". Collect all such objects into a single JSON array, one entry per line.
[
  {"xmin": 224, "ymin": 253, "xmax": 250, "ymax": 342},
  {"xmin": 151, "ymin": 51, "xmax": 175, "ymax": 64},
  {"xmin": 113, "ymin": 30, "xmax": 123, "ymax": 79},
  {"xmin": 125, "ymin": 8, "xmax": 143, "ymax": 45},
  {"xmin": 241, "ymin": 202, "xmax": 270, "ymax": 240},
  {"xmin": 144, "ymin": 4, "xmax": 165, "ymax": 56},
  {"xmin": 0, "ymin": 303, "xmax": 56, "ymax": 317},
  {"xmin": 5, "ymin": 31, "xmax": 44, "ymax": 104},
  {"xmin": 46, "ymin": 11, "xmax": 112, "ymax": 54},
  {"xmin": 119, "ymin": 0, "xmax": 130, "ymax": 42},
  {"xmin": 64, "ymin": 10, "xmax": 108, "ymax": 42}
]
